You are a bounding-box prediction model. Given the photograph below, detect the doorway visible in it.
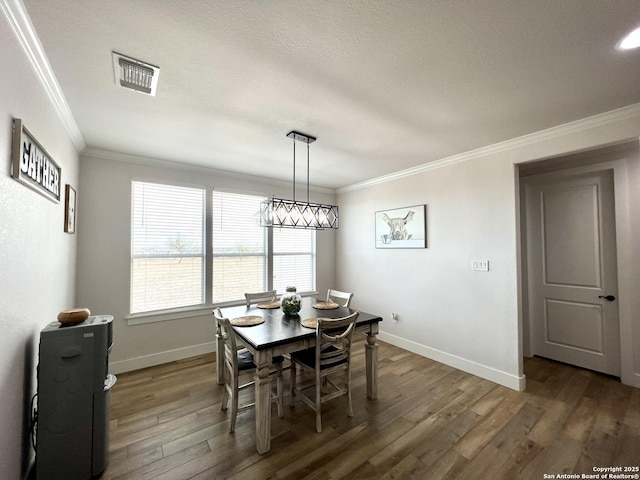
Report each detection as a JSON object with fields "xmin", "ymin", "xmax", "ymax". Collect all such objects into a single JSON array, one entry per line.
[
  {"xmin": 518, "ymin": 142, "xmax": 638, "ymax": 382},
  {"xmin": 522, "ymin": 169, "xmax": 620, "ymax": 376}
]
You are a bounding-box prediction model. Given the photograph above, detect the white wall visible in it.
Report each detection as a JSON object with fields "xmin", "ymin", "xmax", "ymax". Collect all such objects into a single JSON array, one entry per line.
[
  {"xmin": 337, "ymin": 105, "xmax": 640, "ymax": 390},
  {"xmin": 76, "ymin": 151, "xmax": 336, "ymax": 374},
  {"xmin": 0, "ymin": 16, "xmax": 80, "ymax": 480},
  {"xmin": 338, "ymin": 150, "xmax": 523, "ymax": 388}
]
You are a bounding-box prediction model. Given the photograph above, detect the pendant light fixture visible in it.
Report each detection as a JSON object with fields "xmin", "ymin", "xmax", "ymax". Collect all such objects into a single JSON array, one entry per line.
[{"xmin": 260, "ymin": 131, "xmax": 339, "ymax": 229}]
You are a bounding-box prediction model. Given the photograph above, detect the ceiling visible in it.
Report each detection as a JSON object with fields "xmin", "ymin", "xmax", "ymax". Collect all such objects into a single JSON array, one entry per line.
[{"xmin": 21, "ymin": 0, "xmax": 640, "ymax": 190}]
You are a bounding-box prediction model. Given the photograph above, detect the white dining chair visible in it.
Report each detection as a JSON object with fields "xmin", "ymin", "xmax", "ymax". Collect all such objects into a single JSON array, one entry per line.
[
  {"xmin": 327, "ymin": 289, "xmax": 353, "ymax": 307},
  {"xmin": 244, "ymin": 290, "xmax": 277, "ymax": 306},
  {"xmin": 289, "ymin": 311, "xmax": 359, "ymax": 432},
  {"xmin": 213, "ymin": 308, "xmax": 283, "ymax": 433}
]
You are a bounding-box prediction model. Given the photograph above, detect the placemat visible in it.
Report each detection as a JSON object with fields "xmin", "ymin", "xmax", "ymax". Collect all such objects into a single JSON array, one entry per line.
[
  {"xmin": 313, "ymin": 301, "xmax": 339, "ymax": 310},
  {"xmin": 257, "ymin": 301, "xmax": 280, "ymax": 309},
  {"xmin": 301, "ymin": 317, "xmax": 318, "ymax": 329},
  {"xmin": 230, "ymin": 315, "xmax": 264, "ymax": 327}
]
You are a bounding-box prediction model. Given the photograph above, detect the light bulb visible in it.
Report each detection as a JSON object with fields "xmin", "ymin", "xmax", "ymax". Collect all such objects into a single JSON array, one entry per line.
[{"xmin": 617, "ymin": 26, "xmax": 640, "ymax": 51}]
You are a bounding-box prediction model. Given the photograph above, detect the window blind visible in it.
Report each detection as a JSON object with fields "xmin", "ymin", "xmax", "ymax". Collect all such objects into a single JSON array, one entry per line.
[
  {"xmin": 212, "ymin": 191, "xmax": 316, "ymax": 302},
  {"xmin": 131, "ymin": 181, "xmax": 205, "ymax": 313},
  {"xmin": 273, "ymin": 227, "xmax": 315, "ymax": 295},
  {"xmin": 212, "ymin": 191, "xmax": 267, "ymax": 302}
]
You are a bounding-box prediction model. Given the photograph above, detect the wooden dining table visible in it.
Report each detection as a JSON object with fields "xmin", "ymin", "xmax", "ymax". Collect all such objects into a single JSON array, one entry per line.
[{"xmin": 215, "ymin": 299, "xmax": 383, "ymax": 454}]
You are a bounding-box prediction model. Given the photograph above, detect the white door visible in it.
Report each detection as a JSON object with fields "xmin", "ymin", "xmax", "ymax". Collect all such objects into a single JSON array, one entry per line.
[{"xmin": 525, "ymin": 169, "xmax": 620, "ymax": 376}]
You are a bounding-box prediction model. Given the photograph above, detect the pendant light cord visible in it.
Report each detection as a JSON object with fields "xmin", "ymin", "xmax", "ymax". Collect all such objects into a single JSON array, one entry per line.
[
  {"xmin": 292, "ymin": 135, "xmax": 311, "ymax": 203},
  {"xmin": 307, "ymin": 141, "xmax": 310, "ymax": 203}
]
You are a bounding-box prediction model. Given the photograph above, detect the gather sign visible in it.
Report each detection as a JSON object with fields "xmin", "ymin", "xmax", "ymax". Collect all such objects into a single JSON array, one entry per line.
[{"xmin": 11, "ymin": 118, "xmax": 61, "ymax": 203}]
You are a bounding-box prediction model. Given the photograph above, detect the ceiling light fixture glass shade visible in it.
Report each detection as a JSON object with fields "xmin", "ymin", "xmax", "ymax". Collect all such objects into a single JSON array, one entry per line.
[
  {"xmin": 261, "ymin": 197, "xmax": 339, "ymax": 229},
  {"xmin": 260, "ymin": 131, "xmax": 339, "ymax": 229}
]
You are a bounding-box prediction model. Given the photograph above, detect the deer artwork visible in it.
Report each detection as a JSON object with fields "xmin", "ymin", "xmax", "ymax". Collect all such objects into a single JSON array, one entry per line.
[{"xmin": 381, "ymin": 210, "xmax": 415, "ymax": 244}]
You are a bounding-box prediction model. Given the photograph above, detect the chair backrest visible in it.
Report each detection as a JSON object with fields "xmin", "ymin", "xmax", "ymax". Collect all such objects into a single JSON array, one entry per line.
[
  {"xmin": 244, "ymin": 290, "xmax": 277, "ymax": 306},
  {"xmin": 327, "ymin": 289, "xmax": 353, "ymax": 307},
  {"xmin": 213, "ymin": 308, "xmax": 238, "ymax": 374},
  {"xmin": 315, "ymin": 312, "xmax": 359, "ymax": 370}
]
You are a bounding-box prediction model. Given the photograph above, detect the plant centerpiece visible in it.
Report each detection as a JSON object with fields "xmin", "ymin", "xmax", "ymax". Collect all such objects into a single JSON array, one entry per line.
[{"xmin": 281, "ymin": 286, "xmax": 302, "ymax": 315}]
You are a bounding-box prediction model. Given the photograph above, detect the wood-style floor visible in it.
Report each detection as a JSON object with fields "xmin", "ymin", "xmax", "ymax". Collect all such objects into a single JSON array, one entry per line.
[{"xmin": 104, "ymin": 339, "xmax": 640, "ymax": 480}]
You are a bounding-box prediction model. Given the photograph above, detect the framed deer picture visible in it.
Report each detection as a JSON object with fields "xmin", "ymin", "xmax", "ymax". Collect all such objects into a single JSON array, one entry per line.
[{"xmin": 375, "ymin": 204, "xmax": 426, "ymax": 249}]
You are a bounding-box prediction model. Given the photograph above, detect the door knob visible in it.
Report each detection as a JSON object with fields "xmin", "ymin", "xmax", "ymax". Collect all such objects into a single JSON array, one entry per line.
[{"xmin": 598, "ymin": 295, "xmax": 616, "ymax": 301}]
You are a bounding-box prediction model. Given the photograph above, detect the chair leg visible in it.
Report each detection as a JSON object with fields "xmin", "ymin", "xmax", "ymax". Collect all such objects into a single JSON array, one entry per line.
[
  {"xmin": 321, "ymin": 377, "xmax": 329, "ymax": 393},
  {"xmin": 289, "ymin": 361, "xmax": 297, "ymax": 406},
  {"xmin": 315, "ymin": 375, "xmax": 322, "ymax": 433},
  {"xmin": 221, "ymin": 367, "xmax": 229, "ymax": 411},
  {"xmin": 276, "ymin": 361, "xmax": 284, "ymax": 417},
  {"xmin": 346, "ymin": 372, "xmax": 353, "ymax": 417},
  {"xmin": 229, "ymin": 373, "xmax": 239, "ymax": 433}
]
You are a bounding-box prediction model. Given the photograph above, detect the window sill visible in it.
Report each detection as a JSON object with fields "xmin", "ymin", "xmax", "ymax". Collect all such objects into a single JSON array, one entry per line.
[
  {"xmin": 126, "ymin": 306, "xmax": 217, "ymax": 326},
  {"xmin": 125, "ymin": 291, "xmax": 319, "ymax": 326}
]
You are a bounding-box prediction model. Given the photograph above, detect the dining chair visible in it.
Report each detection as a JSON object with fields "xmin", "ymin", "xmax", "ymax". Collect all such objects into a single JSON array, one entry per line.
[
  {"xmin": 327, "ymin": 289, "xmax": 353, "ymax": 307},
  {"xmin": 244, "ymin": 290, "xmax": 277, "ymax": 306},
  {"xmin": 213, "ymin": 308, "xmax": 284, "ymax": 433},
  {"xmin": 289, "ymin": 311, "xmax": 359, "ymax": 433}
]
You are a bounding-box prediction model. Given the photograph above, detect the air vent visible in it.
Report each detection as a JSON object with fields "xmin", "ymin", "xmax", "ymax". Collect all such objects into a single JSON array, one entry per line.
[{"xmin": 112, "ymin": 52, "xmax": 159, "ymax": 96}]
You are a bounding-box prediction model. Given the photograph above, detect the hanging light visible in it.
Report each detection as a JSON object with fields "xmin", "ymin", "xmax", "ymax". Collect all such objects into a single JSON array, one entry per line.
[{"xmin": 261, "ymin": 131, "xmax": 339, "ymax": 229}]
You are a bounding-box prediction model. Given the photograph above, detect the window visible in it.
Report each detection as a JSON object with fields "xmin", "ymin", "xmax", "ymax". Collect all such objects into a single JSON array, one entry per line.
[
  {"xmin": 130, "ymin": 183, "xmax": 316, "ymax": 315},
  {"xmin": 212, "ymin": 191, "xmax": 267, "ymax": 302},
  {"xmin": 212, "ymin": 190, "xmax": 316, "ymax": 303},
  {"xmin": 273, "ymin": 227, "xmax": 315, "ymax": 294},
  {"xmin": 131, "ymin": 181, "xmax": 205, "ymax": 313}
]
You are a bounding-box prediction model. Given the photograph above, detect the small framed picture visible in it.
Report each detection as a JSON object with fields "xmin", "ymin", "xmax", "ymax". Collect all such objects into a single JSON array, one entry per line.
[
  {"xmin": 64, "ymin": 184, "xmax": 76, "ymax": 233},
  {"xmin": 375, "ymin": 204, "xmax": 426, "ymax": 249}
]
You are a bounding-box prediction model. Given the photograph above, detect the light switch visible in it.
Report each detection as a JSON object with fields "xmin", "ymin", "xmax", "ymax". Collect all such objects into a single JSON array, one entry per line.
[{"xmin": 472, "ymin": 260, "xmax": 489, "ymax": 271}]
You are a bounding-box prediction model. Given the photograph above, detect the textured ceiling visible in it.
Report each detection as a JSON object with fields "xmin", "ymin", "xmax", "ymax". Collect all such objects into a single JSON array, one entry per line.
[{"xmin": 21, "ymin": 0, "xmax": 640, "ymax": 189}]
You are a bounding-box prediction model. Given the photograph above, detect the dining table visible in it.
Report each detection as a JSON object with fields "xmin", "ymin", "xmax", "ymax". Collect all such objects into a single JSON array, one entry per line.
[{"xmin": 215, "ymin": 298, "xmax": 383, "ymax": 454}]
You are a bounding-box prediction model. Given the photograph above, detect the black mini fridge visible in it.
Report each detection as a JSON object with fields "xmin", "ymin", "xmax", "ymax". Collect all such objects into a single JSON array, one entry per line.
[{"xmin": 36, "ymin": 315, "xmax": 116, "ymax": 480}]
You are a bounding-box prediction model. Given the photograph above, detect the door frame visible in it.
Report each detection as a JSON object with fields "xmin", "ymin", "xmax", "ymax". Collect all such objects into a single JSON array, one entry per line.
[{"xmin": 517, "ymin": 143, "xmax": 638, "ymax": 387}]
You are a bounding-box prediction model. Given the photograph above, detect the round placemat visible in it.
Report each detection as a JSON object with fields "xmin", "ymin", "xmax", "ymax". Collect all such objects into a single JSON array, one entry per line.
[
  {"xmin": 313, "ymin": 301, "xmax": 339, "ymax": 310},
  {"xmin": 230, "ymin": 315, "xmax": 264, "ymax": 327},
  {"xmin": 301, "ymin": 317, "xmax": 318, "ymax": 329},
  {"xmin": 257, "ymin": 301, "xmax": 280, "ymax": 309}
]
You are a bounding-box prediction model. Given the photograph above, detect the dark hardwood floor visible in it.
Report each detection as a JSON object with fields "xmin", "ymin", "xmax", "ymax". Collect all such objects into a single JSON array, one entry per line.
[{"xmin": 104, "ymin": 338, "xmax": 639, "ymax": 480}]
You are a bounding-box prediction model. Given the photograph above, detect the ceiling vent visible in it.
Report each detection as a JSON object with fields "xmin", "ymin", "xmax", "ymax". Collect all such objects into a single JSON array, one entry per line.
[{"xmin": 112, "ymin": 52, "xmax": 159, "ymax": 96}]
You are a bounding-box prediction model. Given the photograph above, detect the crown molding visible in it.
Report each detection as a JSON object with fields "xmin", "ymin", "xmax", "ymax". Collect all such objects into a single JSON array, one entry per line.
[
  {"xmin": 1, "ymin": 0, "xmax": 85, "ymax": 150},
  {"xmin": 338, "ymin": 102, "xmax": 640, "ymax": 194},
  {"xmin": 82, "ymin": 147, "xmax": 336, "ymax": 195}
]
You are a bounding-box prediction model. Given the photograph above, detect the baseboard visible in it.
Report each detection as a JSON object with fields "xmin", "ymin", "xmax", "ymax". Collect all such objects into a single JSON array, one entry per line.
[
  {"xmin": 622, "ymin": 371, "xmax": 640, "ymax": 389},
  {"xmin": 377, "ymin": 332, "xmax": 526, "ymax": 391},
  {"xmin": 109, "ymin": 342, "xmax": 216, "ymax": 374}
]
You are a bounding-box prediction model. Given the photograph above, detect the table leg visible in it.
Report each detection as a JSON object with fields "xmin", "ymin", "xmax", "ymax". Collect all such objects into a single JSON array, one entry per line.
[
  {"xmin": 254, "ymin": 352, "xmax": 272, "ymax": 454},
  {"xmin": 365, "ymin": 326, "xmax": 379, "ymax": 400},
  {"xmin": 215, "ymin": 322, "xmax": 224, "ymax": 385}
]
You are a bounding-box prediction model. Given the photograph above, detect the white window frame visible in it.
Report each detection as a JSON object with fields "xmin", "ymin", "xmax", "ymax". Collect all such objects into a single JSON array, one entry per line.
[
  {"xmin": 211, "ymin": 188, "xmax": 317, "ymax": 304},
  {"xmin": 130, "ymin": 179, "xmax": 206, "ymax": 317},
  {"xmin": 128, "ymin": 183, "xmax": 316, "ymax": 324}
]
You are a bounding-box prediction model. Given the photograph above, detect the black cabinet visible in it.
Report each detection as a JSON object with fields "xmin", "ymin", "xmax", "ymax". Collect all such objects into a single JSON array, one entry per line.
[{"xmin": 36, "ymin": 315, "xmax": 115, "ymax": 480}]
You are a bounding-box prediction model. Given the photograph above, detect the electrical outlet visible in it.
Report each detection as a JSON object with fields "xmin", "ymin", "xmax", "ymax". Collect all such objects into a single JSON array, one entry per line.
[
  {"xmin": 391, "ymin": 312, "xmax": 398, "ymax": 323},
  {"xmin": 471, "ymin": 260, "xmax": 489, "ymax": 271}
]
